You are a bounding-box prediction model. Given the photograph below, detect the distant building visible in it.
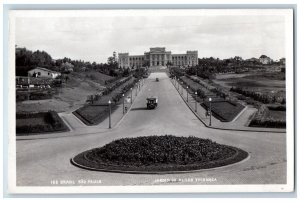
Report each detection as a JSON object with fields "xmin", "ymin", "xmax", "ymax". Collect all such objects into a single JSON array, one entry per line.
[
  {"xmin": 28, "ymin": 67, "xmax": 61, "ymax": 79},
  {"xmin": 259, "ymin": 55, "xmax": 273, "ymax": 65},
  {"xmin": 279, "ymin": 58, "xmax": 286, "ymax": 65},
  {"xmin": 118, "ymin": 47, "xmax": 198, "ymax": 69}
]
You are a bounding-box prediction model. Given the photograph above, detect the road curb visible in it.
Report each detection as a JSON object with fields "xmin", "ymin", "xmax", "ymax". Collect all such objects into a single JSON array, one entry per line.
[
  {"xmin": 114, "ymin": 81, "xmax": 146, "ymax": 129},
  {"xmin": 70, "ymin": 149, "xmax": 251, "ymax": 174}
]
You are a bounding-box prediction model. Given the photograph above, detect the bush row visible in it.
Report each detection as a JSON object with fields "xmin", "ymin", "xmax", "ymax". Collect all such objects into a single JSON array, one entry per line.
[
  {"xmin": 249, "ymin": 105, "xmax": 286, "ymax": 128},
  {"xmin": 112, "ymin": 79, "xmax": 138, "ymax": 103},
  {"xmin": 16, "ymin": 90, "xmax": 54, "ymax": 102},
  {"xmin": 102, "ymin": 76, "xmax": 132, "ymax": 96},
  {"xmin": 230, "ymin": 87, "xmax": 285, "ymax": 104}
]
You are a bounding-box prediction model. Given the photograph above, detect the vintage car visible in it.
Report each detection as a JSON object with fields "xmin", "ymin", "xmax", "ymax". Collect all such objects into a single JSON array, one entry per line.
[{"xmin": 146, "ymin": 96, "xmax": 158, "ymax": 109}]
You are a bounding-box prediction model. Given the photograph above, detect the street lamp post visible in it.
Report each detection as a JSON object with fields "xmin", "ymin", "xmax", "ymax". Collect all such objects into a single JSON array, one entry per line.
[
  {"xmin": 209, "ymin": 97, "xmax": 212, "ymax": 126},
  {"xmin": 136, "ymin": 83, "xmax": 138, "ymax": 96},
  {"xmin": 138, "ymin": 79, "xmax": 140, "ymax": 90},
  {"xmin": 122, "ymin": 94, "xmax": 125, "ymax": 114},
  {"xmin": 108, "ymin": 100, "xmax": 112, "ymax": 129},
  {"xmin": 186, "ymin": 86, "xmax": 189, "ymax": 102},
  {"xmin": 195, "ymin": 92, "xmax": 198, "ymax": 112},
  {"xmin": 130, "ymin": 87, "xmax": 133, "ymax": 104}
]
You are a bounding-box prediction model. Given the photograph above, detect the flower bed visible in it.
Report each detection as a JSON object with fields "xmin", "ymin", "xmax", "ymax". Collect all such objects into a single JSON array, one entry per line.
[
  {"xmin": 201, "ymin": 100, "xmax": 245, "ymax": 122},
  {"xmin": 16, "ymin": 111, "xmax": 69, "ymax": 135},
  {"xmin": 72, "ymin": 135, "xmax": 248, "ymax": 173}
]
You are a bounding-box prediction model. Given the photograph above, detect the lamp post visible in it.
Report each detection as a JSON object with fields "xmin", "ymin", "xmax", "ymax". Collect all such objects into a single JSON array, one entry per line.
[
  {"xmin": 138, "ymin": 79, "xmax": 140, "ymax": 90},
  {"xmin": 108, "ymin": 100, "xmax": 112, "ymax": 129},
  {"xmin": 130, "ymin": 87, "xmax": 133, "ymax": 104},
  {"xmin": 136, "ymin": 83, "xmax": 138, "ymax": 96},
  {"xmin": 195, "ymin": 92, "xmax": 198, "ymax": 112},
  {"xmin": 186, "ymin": 86, "xmax": 189, "ymax": 102},
  {"xmin": 181, "ymin": 82, "xmax": 183, "ymax": 94},
  {"xmin": 122, "ymin": 94, "xmax": 125, "ymax": 114},
  {"xmin": 209, "ymin": 97, "xmax": 212, "ymax": 126}
]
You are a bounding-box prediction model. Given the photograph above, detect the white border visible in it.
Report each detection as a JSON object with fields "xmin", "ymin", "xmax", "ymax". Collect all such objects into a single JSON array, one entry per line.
[{"xmin": 7, "ymin": 9, "xmax": 294, "ymax": 194}]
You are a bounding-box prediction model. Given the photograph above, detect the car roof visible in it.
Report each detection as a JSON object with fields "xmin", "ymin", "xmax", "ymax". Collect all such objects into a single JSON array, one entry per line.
[{"xmin": 147, "ymin": 96, "xmax": 158, "ymax": 100}]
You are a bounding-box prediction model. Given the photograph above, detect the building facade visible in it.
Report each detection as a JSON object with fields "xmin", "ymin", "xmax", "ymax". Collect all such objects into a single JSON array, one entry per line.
[{"xmin": 118, "ymin": 47, "xmax": 198, "ymax": 69}]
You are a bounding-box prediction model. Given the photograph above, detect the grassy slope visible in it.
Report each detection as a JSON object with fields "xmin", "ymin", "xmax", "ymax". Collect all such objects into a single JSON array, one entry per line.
[{"xmin": 16, "ymin": 71, "xmax": 114, "ymax": 113}]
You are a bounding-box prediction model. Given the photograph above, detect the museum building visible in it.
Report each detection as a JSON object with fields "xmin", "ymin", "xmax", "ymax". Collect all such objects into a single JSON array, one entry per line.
[{"xmin": 118, "ymin": 47, "xmax": 198, "ymax": 69}]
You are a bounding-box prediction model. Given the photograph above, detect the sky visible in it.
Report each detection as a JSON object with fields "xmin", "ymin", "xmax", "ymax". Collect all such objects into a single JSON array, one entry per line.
[{"xmin": 15, "ymin": 13, "xmax": 286, "ymax": 63}]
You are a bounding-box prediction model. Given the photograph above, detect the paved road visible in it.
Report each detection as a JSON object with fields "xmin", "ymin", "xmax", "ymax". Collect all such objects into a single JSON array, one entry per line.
[{"xmin": 16, "ymin": 72, "xmax": 286, "ymax": 187}]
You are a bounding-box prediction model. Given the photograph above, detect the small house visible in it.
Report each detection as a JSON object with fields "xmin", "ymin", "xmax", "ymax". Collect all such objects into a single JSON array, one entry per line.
[{"xmin": 28, "ymin": 67, "xmax": 61, "ymax": 79}]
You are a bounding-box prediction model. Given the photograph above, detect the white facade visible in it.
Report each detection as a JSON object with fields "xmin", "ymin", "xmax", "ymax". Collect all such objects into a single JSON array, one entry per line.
[
  {"xmin": 118, "ymin": 47, "xmax": 198, "ymax": 69},
  {"xmin": 28, "ymin": 67, "xmax": 61, "ymax": 79}
]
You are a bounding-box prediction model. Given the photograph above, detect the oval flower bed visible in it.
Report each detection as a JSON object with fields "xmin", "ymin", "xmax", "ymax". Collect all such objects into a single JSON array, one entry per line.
[{"xmin": 71, "ymin": 135, "xmax": 248, "ymax": 173}]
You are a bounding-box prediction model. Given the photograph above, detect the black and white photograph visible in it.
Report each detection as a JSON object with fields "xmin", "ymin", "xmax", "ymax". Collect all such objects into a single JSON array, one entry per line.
[{"xmin": 7, "ymin": 8, "xmax": 294, "ymax": 193}]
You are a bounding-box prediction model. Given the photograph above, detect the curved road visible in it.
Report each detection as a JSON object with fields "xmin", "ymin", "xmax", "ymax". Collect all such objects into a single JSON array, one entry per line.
[{"xmin": 16, "ymin": 72, "xmax": 286, "ymax": 187}]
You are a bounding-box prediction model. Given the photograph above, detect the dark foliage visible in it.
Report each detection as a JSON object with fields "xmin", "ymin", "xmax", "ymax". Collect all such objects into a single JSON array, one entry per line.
[
  {"xmin": 249, "ymin": 105, "xmax": 286, "ymax": 128},
  {"xmin": 16, "ymin": 111, "xmax": 68, "ymax": 135},
  {"xmin": 230, "ymin": 87, "xmax": 284, "ymax": 104},
  {"xmin": 72, "ymin": 135, "xmax": 249, "ymax": 172}
]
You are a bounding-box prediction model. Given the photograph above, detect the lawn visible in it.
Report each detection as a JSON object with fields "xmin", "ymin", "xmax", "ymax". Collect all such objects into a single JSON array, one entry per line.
[
  {"xmin": 16, "ymin": 111, "xmax": 69, "ymax": 135},
  {"xmin": 267, "ymin": 109, "xmax": 286, "ymax": 120},
  {"xmin": 71, "ymin": 70, "xmax": 114, "ymax": 86},
  {"xmin": 73, "ymin": 104, "xmax": 118, "ymax": 126},
  {"xmin": 201, "ymin": 100, "xmax": 245, "ymax": 122},
  {"xmin": 213, "ymin": 71, "xmax": 285, "ymax": 97}
]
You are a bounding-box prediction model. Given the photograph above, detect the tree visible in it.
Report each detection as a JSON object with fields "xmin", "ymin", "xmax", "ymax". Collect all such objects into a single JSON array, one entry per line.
[{"xmin": 107, "ymin": 52, "xmax": 118, "ymax": 69}]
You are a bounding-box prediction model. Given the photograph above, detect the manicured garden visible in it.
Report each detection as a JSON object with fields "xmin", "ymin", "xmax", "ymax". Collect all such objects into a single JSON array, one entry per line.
[
  {"xmin": 73, "ymin": 104, "xmax": 118, "ymax": 126},
  {"xmin": 172, "ymin": 74, "xmax": 245, "ymax": 122},
  {"xmin": 16, "ymin": 111, "xmax": 69, "ymax": 135},
  {"xmin": 72, "ymin": 135, "xmax": 248, "ymax": 173},
  {"xmin": 249, "ymin": 105, "xmax": 286, "ymax": 128},
  {"xmin": 201, "ymin": 100, "xmax": 245, "ymax": 122},
  {"xmin": 73, "ymin": 76, "xmax": 138, "ymax": 125}
]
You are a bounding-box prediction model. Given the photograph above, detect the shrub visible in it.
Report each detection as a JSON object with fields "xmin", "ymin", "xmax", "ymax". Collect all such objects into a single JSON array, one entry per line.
[{"xmin": 249, "ymin": 105, "xmax": 286, "ymax": 128}]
